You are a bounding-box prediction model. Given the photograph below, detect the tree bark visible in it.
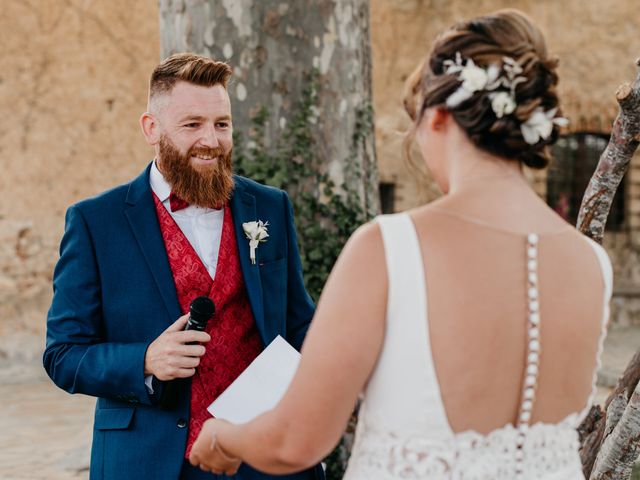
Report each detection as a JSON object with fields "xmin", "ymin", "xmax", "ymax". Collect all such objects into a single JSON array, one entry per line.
[
  {"xmin": 577, "ymin": 59, "xmax": 640, "ymax": 479},
  {"xmin": 577, "ymin": 61, "xmax": 640, "ymax": 243},
  {"xmin": 158, "ymin": 2, "xmax": 377, "ymax": 477},
  {"xmin": 158, "ymin": 0, "xmax": 379, "ymax": 216},
  {"xmin": 590, "ymin": 384, "xmax": 640, "ymax": 479}
]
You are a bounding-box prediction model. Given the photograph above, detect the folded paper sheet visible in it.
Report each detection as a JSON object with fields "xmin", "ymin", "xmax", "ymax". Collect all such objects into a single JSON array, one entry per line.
[{"xmin": 207, "ymin": 335, "xmax": 301, "ymax": 423}]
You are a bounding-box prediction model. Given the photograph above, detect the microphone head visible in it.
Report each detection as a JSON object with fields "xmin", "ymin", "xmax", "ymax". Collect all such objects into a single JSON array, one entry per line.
[{"xmin": 189, "ymin": 296, "xmax": 215, "ymax": 327}]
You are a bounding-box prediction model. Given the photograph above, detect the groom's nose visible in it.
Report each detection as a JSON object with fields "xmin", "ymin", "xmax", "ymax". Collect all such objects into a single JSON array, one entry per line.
[{"xmin": 198, "ymin": 123, "xmax": 220, "ymax": 149}]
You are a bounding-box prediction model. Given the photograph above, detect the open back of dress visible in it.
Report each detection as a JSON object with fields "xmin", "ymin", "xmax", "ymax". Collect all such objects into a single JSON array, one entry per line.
[{"xmin": 343, "ymin": 211, "xmax": 612, "ymax": 480}]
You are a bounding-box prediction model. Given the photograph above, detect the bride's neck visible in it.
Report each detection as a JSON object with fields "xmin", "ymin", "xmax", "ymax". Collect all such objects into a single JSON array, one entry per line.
[{"xmin": 445, "ymin": 148, "xmax": 528, "ymax": 195}]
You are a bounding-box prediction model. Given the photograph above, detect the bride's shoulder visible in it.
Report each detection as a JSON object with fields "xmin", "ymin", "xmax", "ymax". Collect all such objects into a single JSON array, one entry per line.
[
  {"xmin": 323, "ymin": 220, "xmax": 388, "ymax": 311},
  {"xmin": 344, "ymin": 220, "xmax": 385, "ymax": 256},
  {"xmin": 329, "ymin": 220, "xmax": 388, "ymax": 282}
]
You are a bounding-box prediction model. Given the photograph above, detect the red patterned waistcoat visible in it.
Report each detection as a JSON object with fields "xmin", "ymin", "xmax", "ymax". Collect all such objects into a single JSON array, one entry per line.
[{"xmin": 153, "ymin": 195, "xmax": 263, "ymax": 457}]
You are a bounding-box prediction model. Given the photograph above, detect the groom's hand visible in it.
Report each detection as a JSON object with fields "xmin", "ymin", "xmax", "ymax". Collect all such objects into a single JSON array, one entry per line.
[{"xmin": 144, "ymin": 314, "xmax": 211, "ymax": 381}]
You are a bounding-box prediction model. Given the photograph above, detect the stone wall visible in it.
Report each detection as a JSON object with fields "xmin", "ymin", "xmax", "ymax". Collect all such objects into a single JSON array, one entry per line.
[{"xmin": 0, "ymin": 0, "xmax": 160, "ymax": 363}]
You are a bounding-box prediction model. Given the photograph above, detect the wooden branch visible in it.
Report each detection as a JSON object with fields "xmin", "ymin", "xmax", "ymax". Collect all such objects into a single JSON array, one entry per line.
[
  {"xmin": 580, "ymin": 349, "xmax": 640, "ymax": 477},
  {"xmin": 590, "ymin": 383, "xmax": 640, "ymax": 479},
  {"xmin": 577, "ymin": 59, "xmax": 640, "ymax": 479},
  {"xmin": 604, "ymin": 393, "xmax": 629, "ymax": 437},
  {"xmin": 579, "ymin": 405, "xmax": 605, "ymax": 475},
  {"xmin": 577, "ymin": 58, "xmax": 640, "ymax": 244}
]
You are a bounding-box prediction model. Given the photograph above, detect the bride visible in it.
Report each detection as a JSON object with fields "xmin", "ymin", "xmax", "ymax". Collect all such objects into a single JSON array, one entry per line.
[{"xmin": 189, "ymin": 9, "xmax": 611, "ymax": 479}]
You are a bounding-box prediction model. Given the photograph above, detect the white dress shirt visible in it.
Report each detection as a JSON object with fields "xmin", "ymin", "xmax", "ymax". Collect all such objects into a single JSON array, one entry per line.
[
  {"xmin": 145, "ymin": 161, "xmax": 225, "ymax": 394},
  {"xmin": 149, "ymin": 161, "xmax": 224, "ymax": 279}
]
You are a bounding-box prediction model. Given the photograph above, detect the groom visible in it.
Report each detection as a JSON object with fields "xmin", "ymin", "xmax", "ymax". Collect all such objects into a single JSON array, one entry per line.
[{"xmin": 43, "ymin": 53, "xmax": 324, "ymax": 480}]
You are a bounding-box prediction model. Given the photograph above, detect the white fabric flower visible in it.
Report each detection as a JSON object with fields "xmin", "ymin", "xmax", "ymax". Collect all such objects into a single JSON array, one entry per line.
[
  {"xmin": 490, "ymin": 91, "xmax": 517, "ymax": 118},
  {"xmin": 242, "ymin": 220, "xmax": 269, "ymax": 264},
  {"xmin": 444, "ymin": 56, "xmax": 491, "ymax": 108},
  {"xmin": 520, "ymin": 107, "xmax": 568, "ymax": 144},
  {"xmin": 444, "ymin": 55, "xmax": 516, "ymax": 109},
  {"xmin": 446, "ymin": 87, "xmax": 474, "ymax": 108},
  {"xmin": 484, "ymin": 64, "xmax": 502, "ymax": 90},
  {"xmin": 459, "ymin": 59, "xmax": 489, "ymax": 93},
  {"xmin": 442, "ymin": 51, "xmax": 464, "ymax": 74}
]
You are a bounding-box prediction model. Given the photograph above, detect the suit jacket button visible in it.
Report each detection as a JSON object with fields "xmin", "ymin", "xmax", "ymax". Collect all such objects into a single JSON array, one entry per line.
[{"xmin": 177, "ymin": 418, "xmax": 187, "ymax": 428}]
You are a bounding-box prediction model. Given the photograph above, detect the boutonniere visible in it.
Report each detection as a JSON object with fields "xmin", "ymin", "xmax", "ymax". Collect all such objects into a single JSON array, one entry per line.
[{"xmin": 242, "ymin": 220, "xmax": 269, "ymax": 265}]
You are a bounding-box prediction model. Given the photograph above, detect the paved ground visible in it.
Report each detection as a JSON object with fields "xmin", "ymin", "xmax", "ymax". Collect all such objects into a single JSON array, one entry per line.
[
  {"xmin": 0, "ymin": 365, "xmax": 93, "ymax": 480},
  {"xmin": 1, "ymin": 326, "xmax": 639, "ymax": 479},
  {"xmin": 598, "ymin": 324, "xmax": 640, "ymax": 389}
]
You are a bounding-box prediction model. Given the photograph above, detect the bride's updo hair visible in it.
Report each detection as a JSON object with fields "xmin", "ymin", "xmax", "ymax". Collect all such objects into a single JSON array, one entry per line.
[{"xmin": 404, "ymin": 9, "xmax": 561, "ymax": 169}]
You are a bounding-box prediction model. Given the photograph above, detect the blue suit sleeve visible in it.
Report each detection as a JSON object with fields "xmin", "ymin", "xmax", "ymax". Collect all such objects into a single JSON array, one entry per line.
[
  {"xmin": 43, "ymin": 206, "xmax": 154, "ymax": 405},
  {"xmin": 282, "ymin": 192, "xmax": 316, "ymax": 351}
]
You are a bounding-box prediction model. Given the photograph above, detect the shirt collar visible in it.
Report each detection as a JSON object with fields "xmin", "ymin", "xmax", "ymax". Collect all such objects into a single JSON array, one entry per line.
[
  {"xmin": 149, "ymin": 160, "xmax": 223, "ymax": 213},
  {"xmin": 149, "ymin": 160, "xmax": 171, "ymax": 203}
]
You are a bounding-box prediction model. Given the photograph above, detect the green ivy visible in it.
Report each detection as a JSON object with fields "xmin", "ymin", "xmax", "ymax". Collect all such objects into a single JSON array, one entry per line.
[
  {"xmin": 233, "ymin": 71, "xmax": 375, "ymax": 479},
  {"xmin": 233, "ymin": 71, "xmax": 374, "ymax": 301}
]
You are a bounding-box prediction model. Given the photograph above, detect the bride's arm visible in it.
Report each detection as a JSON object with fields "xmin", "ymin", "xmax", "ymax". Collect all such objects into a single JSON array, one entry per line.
[{"xmin": 190, "ymin": 221, "xmax": 388, "ymax": 474}]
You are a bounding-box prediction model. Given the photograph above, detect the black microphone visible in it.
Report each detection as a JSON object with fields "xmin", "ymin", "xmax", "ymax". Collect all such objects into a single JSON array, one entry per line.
[
  {"xmin": 185, "ymin": 296, "xmax": 215, "ymax": 338},
  {"xmin": 159, "ymin": 296, "xmax": 215, "ymax": 409}
]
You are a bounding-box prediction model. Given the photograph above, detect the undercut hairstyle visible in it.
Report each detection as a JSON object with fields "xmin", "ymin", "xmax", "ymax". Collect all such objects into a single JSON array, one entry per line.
[
  {"xmin": 404, "ymin": 9, "xmax": 561, "ymax": 169},
  {"xmin": 149, "ymin": 53, "xmax": 233, "ymax": 102}
]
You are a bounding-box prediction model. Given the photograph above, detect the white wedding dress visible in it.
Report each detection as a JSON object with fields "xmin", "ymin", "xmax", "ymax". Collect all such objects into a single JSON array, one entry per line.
[{"xmin": 343, "ymin": 213, "xmax": 612, "ymax": 480}]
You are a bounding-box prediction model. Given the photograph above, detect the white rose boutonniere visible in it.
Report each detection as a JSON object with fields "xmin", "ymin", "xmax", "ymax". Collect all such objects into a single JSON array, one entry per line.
[{"xmin": 242, "ymin": 220, "xmax": 269, "ymax": 265}]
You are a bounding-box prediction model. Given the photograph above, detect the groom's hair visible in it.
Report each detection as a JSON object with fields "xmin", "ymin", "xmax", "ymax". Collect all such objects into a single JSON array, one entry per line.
[{"xmin": 148, "ymin": 53, "xmax": 232, "ymax": 102}]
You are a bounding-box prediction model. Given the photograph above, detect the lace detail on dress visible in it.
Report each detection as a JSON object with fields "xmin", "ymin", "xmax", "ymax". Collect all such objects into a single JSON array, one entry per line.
[{"xmin": 345, "ymin": 417, "xmax": 584, "ymax": 480}]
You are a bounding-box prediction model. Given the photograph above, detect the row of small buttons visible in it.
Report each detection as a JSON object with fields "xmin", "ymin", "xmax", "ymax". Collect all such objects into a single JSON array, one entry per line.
[{"xmin": 515, "ymin": 233, "xmax": 541, "ymax": 478}]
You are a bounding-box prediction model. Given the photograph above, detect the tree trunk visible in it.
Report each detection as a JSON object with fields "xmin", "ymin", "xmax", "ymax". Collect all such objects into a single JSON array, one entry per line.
[
  {"xmin": 158, "ymin": 0, "xmax": 379, "ymax": 217},
  {"xmin": 577, "ymin": 58, "xmax": 640, "ymax": 480},
  {"xmin": 158, "ymin": 2, "xmax": 377, "ymax": 477}
]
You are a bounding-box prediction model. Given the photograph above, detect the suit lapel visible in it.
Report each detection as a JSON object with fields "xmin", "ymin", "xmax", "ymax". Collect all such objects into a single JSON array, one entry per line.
[
  {"xmin": 123, "ymin": 164, "xmax": 181, "ymax": 323},
  {"xmin": 230, "ymin": 177, "xmax": 265, "ymax": 340}
]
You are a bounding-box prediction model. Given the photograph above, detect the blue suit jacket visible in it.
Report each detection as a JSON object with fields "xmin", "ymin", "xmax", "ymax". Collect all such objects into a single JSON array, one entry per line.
[{"xmin": 43, "ymin": 164, "xmax": 324, "ymax": 480}]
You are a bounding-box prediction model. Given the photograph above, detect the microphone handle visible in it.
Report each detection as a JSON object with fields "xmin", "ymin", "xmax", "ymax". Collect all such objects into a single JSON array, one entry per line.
[
  {"xmin": 159, "ymin": 319, "xmax": 207, "ymax": 410},
  {"xmin": 185, "ymin": 318, "xmax": 207, "ymax": 345}
]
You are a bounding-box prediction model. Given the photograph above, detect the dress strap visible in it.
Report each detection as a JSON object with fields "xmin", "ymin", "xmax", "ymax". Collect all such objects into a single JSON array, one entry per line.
[
  {"xmin": 575, "ymin": 237, "xmax": 613, "ymax": 424},
  {"xmin": 584, "ymin": 238, "xmax": 614, "ymax": 319},
  {"xmin": 374, "ymin": 213, "xmax": 453, "ymax": 436}
]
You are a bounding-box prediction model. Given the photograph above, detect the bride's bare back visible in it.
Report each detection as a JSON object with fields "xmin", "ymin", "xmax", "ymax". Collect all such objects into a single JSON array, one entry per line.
[{"xmin": 411, "ymin": 194, "xmax": 607, "ymax": 435}]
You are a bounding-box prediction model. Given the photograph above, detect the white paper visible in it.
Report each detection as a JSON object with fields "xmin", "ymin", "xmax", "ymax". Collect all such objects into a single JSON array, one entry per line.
[{"xmin": 207, "ymin": 335, "xmax": 300, "ymax": 424}]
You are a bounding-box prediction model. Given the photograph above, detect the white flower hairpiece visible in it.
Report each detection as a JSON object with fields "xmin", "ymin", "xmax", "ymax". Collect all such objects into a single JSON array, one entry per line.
[
  {"xmin": 443, "ymin": 52, "xmax": 567, "ymax": 144},
  {"xmin": 520, "ymin": 107, "xmax": 569, "ymax": 145}
]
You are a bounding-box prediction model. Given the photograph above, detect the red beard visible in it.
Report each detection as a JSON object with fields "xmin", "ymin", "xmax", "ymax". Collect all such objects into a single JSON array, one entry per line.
[{"xmin": 157, "ymin": 135, "xmax": 234, "ymax": 209}]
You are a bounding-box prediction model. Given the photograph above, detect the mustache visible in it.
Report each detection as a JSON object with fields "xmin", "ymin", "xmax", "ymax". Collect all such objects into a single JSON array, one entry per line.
[{"xmin": 188, "ymin": 146, "xmax": 226, "ymax": 158}]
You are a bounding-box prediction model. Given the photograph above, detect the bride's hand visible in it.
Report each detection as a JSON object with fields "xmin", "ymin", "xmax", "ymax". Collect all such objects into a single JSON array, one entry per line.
[{"xmin": 189, "ymin": 418, "xmax": 242, "ymax": 475}]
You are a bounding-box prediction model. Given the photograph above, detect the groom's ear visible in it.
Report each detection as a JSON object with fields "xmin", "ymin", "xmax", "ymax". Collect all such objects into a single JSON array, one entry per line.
[{"xmin": 140, "ymin": 112, "xmax": 161, "ymax": 146}]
